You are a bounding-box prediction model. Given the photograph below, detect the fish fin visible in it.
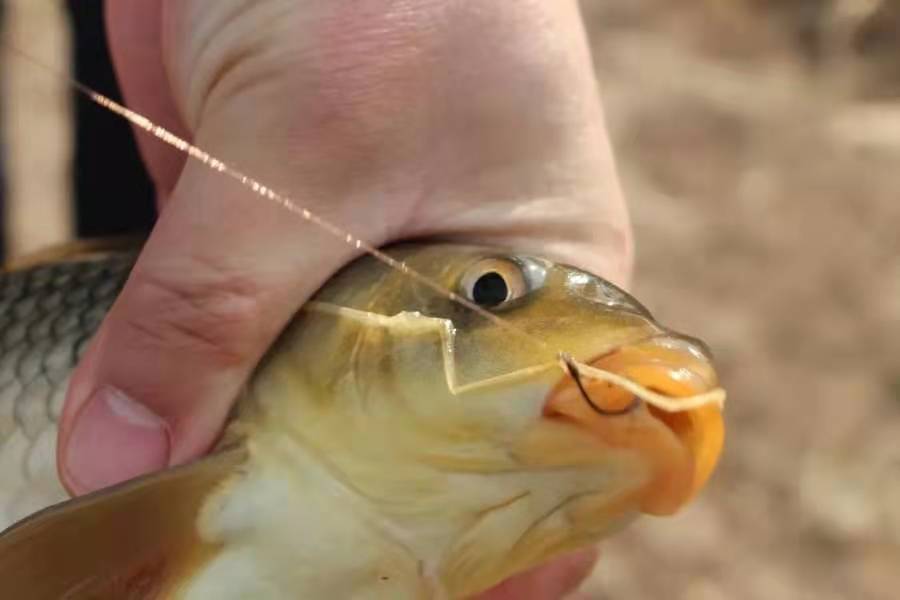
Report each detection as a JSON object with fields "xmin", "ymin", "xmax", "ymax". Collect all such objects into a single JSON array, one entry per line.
[
  {"xmin": 0, "ymin": 447, "xmax": 245, "ymax": 599},
  {"xmin": 4, "ymin": 235, "xmax": 145, "ymax": 271}
]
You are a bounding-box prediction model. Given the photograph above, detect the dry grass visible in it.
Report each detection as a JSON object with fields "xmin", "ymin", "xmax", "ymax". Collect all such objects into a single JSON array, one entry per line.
[{"xmin": 579, "ymin": 1, "xmax": 900, "ymax": 598}]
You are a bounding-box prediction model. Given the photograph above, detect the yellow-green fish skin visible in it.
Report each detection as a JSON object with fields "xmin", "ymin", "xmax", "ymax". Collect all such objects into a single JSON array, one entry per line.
[{"xmin": 0, "ymin": 242, "xmax": 723, "ymax": 599}]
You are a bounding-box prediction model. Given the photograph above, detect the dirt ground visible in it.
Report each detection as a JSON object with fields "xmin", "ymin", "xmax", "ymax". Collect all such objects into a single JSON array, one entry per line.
[
  {"xmin": 2, "ymin": 1, "xmax": 899, "ymax": 599},
  {"xmin": 579, "ymin": 1, "xmax": 900, "ymax": 598}
]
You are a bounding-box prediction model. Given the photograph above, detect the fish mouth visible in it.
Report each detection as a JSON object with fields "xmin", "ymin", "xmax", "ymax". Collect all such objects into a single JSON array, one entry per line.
[{"xmin": 543, "ymin": 338, "xmax": 725, "ymax": 516}]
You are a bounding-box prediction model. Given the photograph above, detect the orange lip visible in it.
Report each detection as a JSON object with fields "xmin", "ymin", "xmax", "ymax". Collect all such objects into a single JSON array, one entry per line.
[{"xmin": 544, "ymin": 341, "xmax": 725, "ymax": 515}]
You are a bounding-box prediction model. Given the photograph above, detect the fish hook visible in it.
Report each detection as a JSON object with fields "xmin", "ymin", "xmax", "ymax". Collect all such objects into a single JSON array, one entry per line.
[{"xmin": 560, "ymin": 353, "xmax": 642, "ymax": 416}]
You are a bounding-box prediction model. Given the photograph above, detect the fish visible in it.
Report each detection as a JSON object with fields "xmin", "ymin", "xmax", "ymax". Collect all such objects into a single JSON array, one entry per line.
[{"xmin": 0, "ymin": 240, "xmax": 724, "ymax": 598}]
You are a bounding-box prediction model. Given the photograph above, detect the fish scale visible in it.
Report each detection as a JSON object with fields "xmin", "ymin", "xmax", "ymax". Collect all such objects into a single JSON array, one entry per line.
[{"xmin": 0, "ymin": 253, "xmax": 132, "ymax": 529}]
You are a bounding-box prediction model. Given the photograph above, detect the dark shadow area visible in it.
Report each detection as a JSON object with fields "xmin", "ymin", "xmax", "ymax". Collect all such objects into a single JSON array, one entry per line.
[{"xmin": 67, "ymin": 0, "xmax": 156, "ymax": 238}]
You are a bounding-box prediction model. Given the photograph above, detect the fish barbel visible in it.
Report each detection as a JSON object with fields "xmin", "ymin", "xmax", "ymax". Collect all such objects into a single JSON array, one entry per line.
[{"xmin": 0, "ymin": 241, "xmax": 724, "ymax": 599}]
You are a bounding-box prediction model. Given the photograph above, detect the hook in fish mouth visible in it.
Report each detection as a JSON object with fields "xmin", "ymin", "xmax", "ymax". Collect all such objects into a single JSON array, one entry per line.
[{"xmin": 560, "ymin": 353, "xmax": 642, "ymax": 416}]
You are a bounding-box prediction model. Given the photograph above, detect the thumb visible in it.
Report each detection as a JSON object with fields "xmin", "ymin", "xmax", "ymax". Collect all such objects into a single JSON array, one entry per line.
[
  {"xmin": 57, "ymin": 152, "xmax": 373, "ymax": 494},
  {"xmin": 63, "ymin": 1, "xmax": 409, "ymax": 494}
]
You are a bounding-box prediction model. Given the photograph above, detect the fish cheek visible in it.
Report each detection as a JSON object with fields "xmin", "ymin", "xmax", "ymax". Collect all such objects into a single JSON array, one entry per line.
[{"xmin": 514, "ymin": 419, "xmax": 634, "ymax": 469}]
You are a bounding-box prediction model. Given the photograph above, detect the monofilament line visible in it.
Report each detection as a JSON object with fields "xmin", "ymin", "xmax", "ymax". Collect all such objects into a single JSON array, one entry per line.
[
  {"xmin": 5, "ymin": 43, "xmax": 726, "ymax": 414},
  {"xmin": 4, "ymin": 42, "xmax": 551, "ymax": 353}
]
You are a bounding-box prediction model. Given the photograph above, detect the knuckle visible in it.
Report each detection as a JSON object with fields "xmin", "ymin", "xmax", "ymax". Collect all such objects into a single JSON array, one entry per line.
[{"xmin": 118, "ymin": 266, "xmax": 267, "ymax": 368}]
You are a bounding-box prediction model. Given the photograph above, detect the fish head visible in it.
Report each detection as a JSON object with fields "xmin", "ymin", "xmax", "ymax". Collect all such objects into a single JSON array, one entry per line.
[
  {"xmin": 311, "ymin": 243, "xmax": 723, "ymax": 505},
  {"xmin": 249, "ymin": 243, "xmax": 725, "ymax": 594}
]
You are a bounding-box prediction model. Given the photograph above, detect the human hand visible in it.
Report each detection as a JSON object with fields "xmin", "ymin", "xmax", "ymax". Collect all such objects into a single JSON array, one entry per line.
[{"xmin": 59, "ymin": 1, "xmax": 631, "ymax": 596}]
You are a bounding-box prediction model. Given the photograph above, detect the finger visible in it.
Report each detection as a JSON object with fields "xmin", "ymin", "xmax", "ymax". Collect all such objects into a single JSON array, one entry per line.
[
  {"xmin": 105, "ymin": 0, "xmax": 189, "ymax": 204},
  {"xmin": 477, "ymin": 549, "xmax": 599, "ymax": 600},
  {"xmin": 60, "ymin": 0, "xmax": 633, "ymax": 496},
  {"xmin": 58, "ymin": 148, "xmax": 377, "ymax": 494},
  {"xmin": 66, "ymin": 1, "xmax": 395, "ymax": 495}
]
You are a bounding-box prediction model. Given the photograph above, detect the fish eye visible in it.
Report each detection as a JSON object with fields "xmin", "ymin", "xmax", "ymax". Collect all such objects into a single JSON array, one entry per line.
[{"xmin": 460, "ymin": 258, "xmax": 528, "ymax": 309}]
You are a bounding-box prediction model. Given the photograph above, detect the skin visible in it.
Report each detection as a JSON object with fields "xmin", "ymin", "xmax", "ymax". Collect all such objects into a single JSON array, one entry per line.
[{"xmin": 59, "ymin": 1, "xmax": 632, "ymax": 596}]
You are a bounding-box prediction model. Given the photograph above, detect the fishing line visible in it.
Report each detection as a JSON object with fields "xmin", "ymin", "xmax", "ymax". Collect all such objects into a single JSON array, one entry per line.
[
  {"xmin": 4, "ymin": 42, "xmax": 551, "ymax": 354},
  {"xmin": 560, "ymin": 353, "xmax": 725, "ymax": 412},
  {"xmin": 3, "ymin": 43, "xmax": 725, "ymax": 414}
]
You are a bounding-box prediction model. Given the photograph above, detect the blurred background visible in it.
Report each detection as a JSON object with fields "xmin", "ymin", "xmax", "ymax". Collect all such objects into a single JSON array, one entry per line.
[{"xmin": 1, "ymin": 1, "xmax": 898, "ymax": 599}]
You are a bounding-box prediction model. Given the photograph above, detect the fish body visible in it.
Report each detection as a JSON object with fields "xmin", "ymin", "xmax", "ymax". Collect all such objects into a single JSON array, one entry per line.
[
  {"xmin": 0, "ymin": 248, "xmax": 134, "ymax": 528},
  {"xmin": 0, "ymin": 242, "xmax": 724, "ymax": 599}
]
